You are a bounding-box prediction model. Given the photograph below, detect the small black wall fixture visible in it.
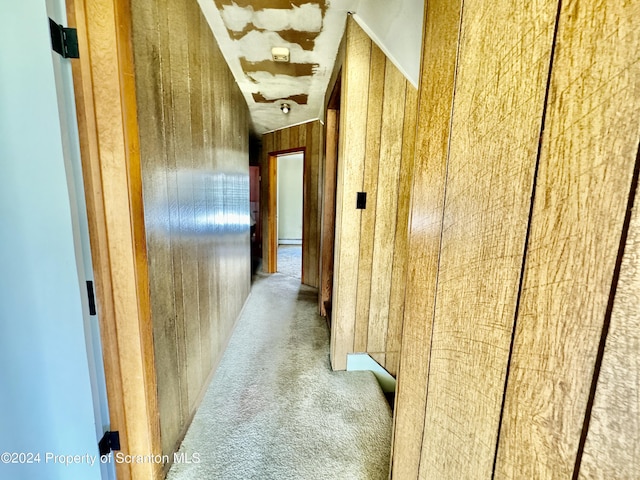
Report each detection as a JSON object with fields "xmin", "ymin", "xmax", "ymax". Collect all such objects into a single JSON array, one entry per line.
[
  {"xmin": 356, "ymin": 192, "xmax": 367, "ymax": 209},
  {"xmin": 49, "ymin": 18, "xmax": 79, "ymax": 59}
]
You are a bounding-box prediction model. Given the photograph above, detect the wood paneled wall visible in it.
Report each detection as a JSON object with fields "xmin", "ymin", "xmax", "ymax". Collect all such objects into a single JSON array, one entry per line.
[
  {"xmin": 261, "ymin": 121, "xmax": 324, "ymax": 288},
  {"xmin": 330, "ymin": 18, "xmax": 418, "ymax": 374},
  {"xmin": 392, "ymin": 0, "xmax": 640, "ymax": 478},
  {"xmin": 130, "ymin": 0, "xmax": 251, "ymax": 462}
]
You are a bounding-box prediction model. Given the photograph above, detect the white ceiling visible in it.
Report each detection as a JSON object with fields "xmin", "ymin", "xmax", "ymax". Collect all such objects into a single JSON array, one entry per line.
[{"xmin": 197, "ymin": 0, "xmax": 424, "ymax": 135}]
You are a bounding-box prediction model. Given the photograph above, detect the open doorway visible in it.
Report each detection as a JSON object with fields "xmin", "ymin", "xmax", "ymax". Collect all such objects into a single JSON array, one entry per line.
[
  {"xmin": 266, "ymin": 148, "xmax": 306, "ymax": 279},
  {"xmin": 276, "ymin": 151, "xmax": 304, "ymax": 279}
]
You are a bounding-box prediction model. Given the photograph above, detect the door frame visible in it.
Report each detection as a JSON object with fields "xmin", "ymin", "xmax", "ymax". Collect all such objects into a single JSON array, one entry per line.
[
  {"xmin": 266, "ymin": 147, "xmax": 306, "ymax": 275},
  {"xmin": 66, "ymin": 0, "xmax": 162, "ymax": 479},
  {"xmin": 319, "ymin": 74, "xmax": 341, "ymax": 318}
]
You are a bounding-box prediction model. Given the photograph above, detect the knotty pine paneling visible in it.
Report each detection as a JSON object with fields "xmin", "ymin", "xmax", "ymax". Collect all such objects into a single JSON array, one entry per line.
[
  {"xmin": 331, "ymin": 18, "xmax": 418, "ymax": 373},
  {"xmin": 495, "ymin": 1, "xmax": 640, "ymax": 477},
  {"xmin": 131, "ymin": 0, "xmax": 251, "ymax": 461},
  {"xmin": 261, "ymin": 121, "xmax": 324, "ymax": 288}
]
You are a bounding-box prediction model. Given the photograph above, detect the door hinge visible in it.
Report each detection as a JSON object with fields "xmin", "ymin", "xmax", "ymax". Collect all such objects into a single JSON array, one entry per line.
[
  {"xmin": 49, "ymin": 18, "xmax": 79, "ymax": 59},
  {"xmin": 86, "ymin": 281, "xmax": 97, "ymax": 316},
  {"xmin": 98, "ymin": 431, "xmax": 120, "ymax": 457}
]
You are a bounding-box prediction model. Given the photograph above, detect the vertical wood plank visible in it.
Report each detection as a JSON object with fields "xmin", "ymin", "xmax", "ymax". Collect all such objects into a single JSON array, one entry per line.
[
  {"xmin": 330, "ymin": 17, "xmax": 371, "ymax": 369},
  {"xmin": 302, "ymin": 125, "xmax": 312, "ymax": 284},
  {"xmin": 385, "ymin": 83, "xmax": 418, "ymax": 376},
  {"xmin": 367, "ymin": 61, "xmax": 407, "ymax": 361},
  {"xmin": 308, "ymin": 121, "xmax": 322, "ymax": 288},
  {"xmin": 319, "ymin": 106, "xmax": 339, "ymax": 317},
  {"xmin": 495, "ymin": 1, "xmax": 640, "ymax": 477},
  {"xmin": 354, "ymin": 43, "xmax": 384, "ymax": 352},
  {"xmin": 418, "ymin": 1, "xmax": 558, "ymax": 477},
  {"xmin": 391, "ymin": 0, "xmax": 469, "ymax": 476},
  {"xmin": 579, "ymin": 179, "xmax": 640, "ymax": 479}
]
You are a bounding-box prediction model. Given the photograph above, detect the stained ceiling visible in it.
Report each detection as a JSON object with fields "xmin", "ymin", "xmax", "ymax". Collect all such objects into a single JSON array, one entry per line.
[{"xmin": 198, "ymin": 0, "xmax": 359, "ymax": 134}]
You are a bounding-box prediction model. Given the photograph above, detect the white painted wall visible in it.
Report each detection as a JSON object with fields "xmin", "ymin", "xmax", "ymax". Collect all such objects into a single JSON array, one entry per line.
[
  {"xmin": 352, "ymin": 0, "xmax": 424, "ymax": 87},
  {"xmin": 277, "ymin": 153, "xmax": 304, "ymax": 243},
  {"xmin": 0, "ymin": 2, "xmax": 102, "ymax": 478}
]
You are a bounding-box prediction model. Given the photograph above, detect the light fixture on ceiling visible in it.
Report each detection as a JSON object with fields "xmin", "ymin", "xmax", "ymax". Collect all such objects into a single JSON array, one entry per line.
[
  {"xmin": 271, "ymin": 47, "xmax": 290, "ymax": 63},
  {"xmin": 280, "ymin": 103, "xmax": 290, "ymax": 114}
]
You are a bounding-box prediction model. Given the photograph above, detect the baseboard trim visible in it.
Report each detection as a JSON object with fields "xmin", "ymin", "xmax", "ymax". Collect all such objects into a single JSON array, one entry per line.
[{"xmin": 346, "ymin": 353, "xmax": 396, "ymax": 393}]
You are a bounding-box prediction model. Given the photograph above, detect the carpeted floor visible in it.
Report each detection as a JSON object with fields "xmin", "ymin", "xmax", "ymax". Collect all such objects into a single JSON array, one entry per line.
[
  {"xmin": 277, "ymin": 245, "xmax": 302, "ymax": 279},
  {"xmin": 167, "ymin": 273, "xmax": 392, "ymax": 480}
]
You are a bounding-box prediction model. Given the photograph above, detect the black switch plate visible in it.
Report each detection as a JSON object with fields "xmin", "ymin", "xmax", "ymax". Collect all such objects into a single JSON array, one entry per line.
[{"xmin": 356, "ymin": 192, "xmax": 367, "ymax": 209}]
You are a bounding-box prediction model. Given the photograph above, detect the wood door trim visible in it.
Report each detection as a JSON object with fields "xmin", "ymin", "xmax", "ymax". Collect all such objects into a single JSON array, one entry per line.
[{"xmin": 66, "ymin": 0, "xmax": 161, "ymax": 478}]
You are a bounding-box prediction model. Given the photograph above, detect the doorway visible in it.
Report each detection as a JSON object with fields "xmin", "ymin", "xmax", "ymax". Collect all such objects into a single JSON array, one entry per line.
[
  {"xmin": 266, "ymin": 148, "xmax": 306, "ymax": 279},
  {"xmin": 277, "ymin": 152, "xmax": 304, "ymax": 279}
]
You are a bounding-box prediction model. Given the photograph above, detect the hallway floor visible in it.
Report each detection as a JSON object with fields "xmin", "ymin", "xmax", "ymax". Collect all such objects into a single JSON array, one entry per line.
[
  {"xmin": 277, "ymin": 245, "xmax": 302, "ymax": 279},
  {"xmin": 167, "ymin": 272, "xmax": 392, "ymax": 480}
]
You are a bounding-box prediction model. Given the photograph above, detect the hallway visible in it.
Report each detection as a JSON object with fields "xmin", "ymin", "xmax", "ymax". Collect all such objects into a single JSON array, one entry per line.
[{"xmin": 167, "ymin": 273, "xmax": 392, "ymax": 480}]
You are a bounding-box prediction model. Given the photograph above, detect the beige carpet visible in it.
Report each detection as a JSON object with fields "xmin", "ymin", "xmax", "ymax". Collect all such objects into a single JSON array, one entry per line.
[
  {"xmin": 277, "ymin": 245, "xmax": 302, "ymax": 279},
  {"xmin": 167, "ymin": 272, "xmax": 392, "ymax": 480}
]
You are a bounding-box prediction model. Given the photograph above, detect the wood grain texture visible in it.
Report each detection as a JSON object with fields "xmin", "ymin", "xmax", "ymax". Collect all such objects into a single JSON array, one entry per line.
[
  {"xmin": 331, "ymin": 18, "xmax": 418, "ymax": 372},
  {"xmin": 390, "ymin": 1, "xmax": 462, "ymax": 476},
  {"xmin": 319, "ymin": 106, "xmax": 339, "ymax": 318},
  {"xmin": 367, "ymin": 60, "xmax": 407, "ymax": 360},
  {"xmin": 418, "ymin": 1, "xmax": 558, "ymax": 478},
  {"xmin": 260, "ymin": 121, "xmax": 323, "ymax": 288},
  {"xmin": 385, "ymin": 83, "xmax": 418, "ymax": 376},
  {"xmin": 131, "ymin": 0, "xmax": 251, "ymax": 464},
  {"xmin": 495, "ymin": 1, "xmax": 640, "ymax": 477},
  {"xmin": 330, "ymin": 17, "xmax": 370, "ymax": 370},
  {"xmin": 579, "ymin": 180, "xmax": 640, "ymax": 479},
  {"xmin": 354, "ymin": 45, "xmax": 384, "ymax": 352}
]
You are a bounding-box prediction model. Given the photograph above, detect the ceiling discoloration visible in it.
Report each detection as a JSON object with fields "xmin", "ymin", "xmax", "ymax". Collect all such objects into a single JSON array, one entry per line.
[
  {"xmin": 228, "ymin": 27, "xmax": 320, "ymax": 51},
  {"xmin": 240, "ymin": 58, "xmax": 318, "ymax": 78},
  {"xmin": 252, "ymin": 93, "xmax": 309, "ymax": 105},
  {"xmin": 214, "ymin": 0, "xmax": 328, "ymax": 15},
  {"xmin": 198, "ymin": 0, "xmax": 357, "ymax": 134}
]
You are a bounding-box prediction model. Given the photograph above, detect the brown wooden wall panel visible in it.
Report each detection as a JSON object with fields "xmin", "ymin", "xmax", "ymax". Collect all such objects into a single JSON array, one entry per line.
[
  {"xmin": 418, "ymin": 2, "xmax": 558, "ymax": 478},
  {"xmin": 495, "ymin": 1, "xmax": 640, "ymax": 477},
  {"xmin": 260, "ymin": 120, "xmax": 323, "ymax": 288},
  {"xmin": 331, "ymin": 18, "xmax": 418, "ymax": 371},
  {"xmin": 393, "ymin": 1, "xmax": 640, "ymax": 479},
  {"xmin": 390, "ymin": 1, "xmax": 462, "ymax": 475},
  {"xmin": 330, "ymin": 18, "xmax": 371, "ymax": 370},
  {"xmin": 367, "ymin": 61, "xmax": 408, "ymax": 367},
  {"xmin": 354, "ymin": 46, "xmax": 385, "ymax": 352},
  {"xmin": 385, "ymin": 83, "xmax": 418, "ymax": 376},
  {"xmin": 131, "ymin": 0, "xmax": 251, "ymax": 462},
  {"xmin": 579, "ymin": 182, "xmax": 640, "ymax": 479}
]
